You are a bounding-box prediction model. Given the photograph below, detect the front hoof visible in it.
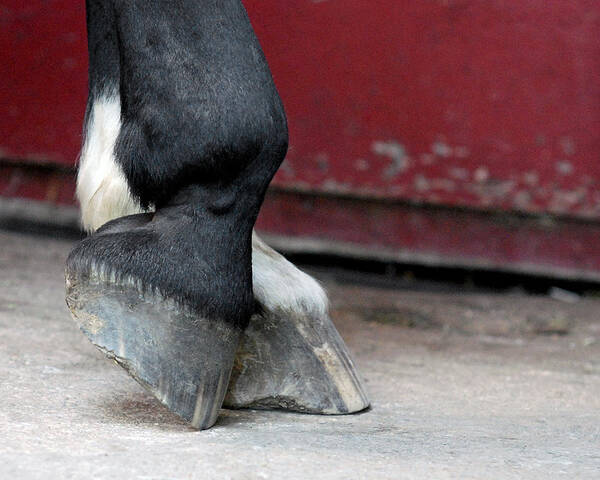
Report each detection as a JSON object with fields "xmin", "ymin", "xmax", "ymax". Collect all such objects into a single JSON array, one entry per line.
[{"xmin": 65, "ymin": 214, "xmax": 245, "ymax": 429}]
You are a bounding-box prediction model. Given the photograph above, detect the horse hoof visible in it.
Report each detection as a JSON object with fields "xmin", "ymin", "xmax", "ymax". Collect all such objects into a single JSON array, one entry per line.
[
  {"xmin": 65, "ymin": 213, "xmax": 245, "ymax": 430},
  {"xmin": 224, "ymin": 310, "xmax": 370, "ymax": 415}
]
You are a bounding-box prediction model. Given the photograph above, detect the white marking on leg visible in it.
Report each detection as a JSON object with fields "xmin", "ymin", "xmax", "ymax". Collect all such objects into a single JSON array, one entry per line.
[
  {"xmin": 252, "ymin": 232, "xmax": 329, "ymax": 316},
  {"xmin": 77, "ymin": 94, "xmax": 142, "ymax": 232}
]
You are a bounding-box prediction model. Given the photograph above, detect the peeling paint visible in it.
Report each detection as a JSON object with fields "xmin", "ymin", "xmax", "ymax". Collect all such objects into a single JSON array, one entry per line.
[
  {"xmin": 279, "ymin": 159, "xmax": 294, "ymax": 177},
  {"xmin": 354, "ymin": 159, "xmax": 370, "ymax": 171},
  {"xmin": 559, "ymin": 136, "xmax": 576, "ymax": 156},
  {"xmin": 513, "ymin": 191, "xmax": 532, "ymax": 209},
  {"xmin": 431, "ymin": 141, "xmax": 453, "ymax": 158},
  {"xmin": 411, "ymin": 175, "xmax": 456, "ymax": 193},
  {"xmin": 523, "ymin": 171, "xmax": 539, "ymax": 186},
  {"xmin": 321, "ymin": 179, "xmax": 354, "ymax": 194},
  {"xmin": 448, "ymin": 167, "xmax": 469, "ymax": 181},
  {"xmin": 548, "ymin": 188, "xmax": 586, "ymax": 212},
  {"xmin": 555, "ymin": 160, "xmax": 574, "ymax": 175},
  {"xmin": 431, "ymin": 141, "xmax": 469, "ymax": 159},
  {"xmin": 372, "ymin": 140, "xmax": 410, "ymax": 178},
  {"xmin": 467, "ymin": 179, "xmax": 516, "ymax": 200},
  {"xmin": 414, "ymin": 174, "xmax": 430, "ymax": 192},
  {"xmin": 474, "ymin": 167, "xmax": 490, "ymax": 183}
]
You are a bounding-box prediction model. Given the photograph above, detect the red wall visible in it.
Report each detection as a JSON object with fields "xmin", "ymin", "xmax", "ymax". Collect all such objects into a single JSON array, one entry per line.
[
  {"xmin": 252, "ymin": 0, "xmax": 600, "ymax": 220},
  {"xmin": 1, "ymin": 1, "xmax": 600, "ymax": 278}
]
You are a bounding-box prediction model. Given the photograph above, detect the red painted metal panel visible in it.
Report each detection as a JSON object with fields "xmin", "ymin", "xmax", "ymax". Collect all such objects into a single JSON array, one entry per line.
[
  {"xmin": 246, "ymin": 0, "xmax": 600, "ymax": 219},
  {"xmin": 1, "ymin": 1, "xmax": 600, "ymax": 277},
  {"xmin": 257, "ymin": 190, "xmax": 600, "ymax": 282},
  {"xmin": 0, "ymin": 1, "xmax": 87, "ymax": 164}
]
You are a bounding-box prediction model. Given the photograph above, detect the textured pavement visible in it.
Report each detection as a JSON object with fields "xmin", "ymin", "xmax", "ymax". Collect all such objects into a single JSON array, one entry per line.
[{"xmin": 1, "ymin": 229, "xmax": 599, "ymax": 479}]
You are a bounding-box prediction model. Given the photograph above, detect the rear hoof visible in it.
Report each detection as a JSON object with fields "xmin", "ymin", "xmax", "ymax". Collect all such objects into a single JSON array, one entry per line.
[{"xmin": 224, "ymin": 310, "xmax": 370, "ymax": 415}]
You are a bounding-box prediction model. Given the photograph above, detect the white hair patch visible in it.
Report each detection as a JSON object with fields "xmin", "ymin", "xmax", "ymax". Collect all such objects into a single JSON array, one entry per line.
[
  {"xmin": 252, "ymin": 232, "xmax": 329, "ymax": 316},
  {"xmin": 77, "ymin": 94, "xmax": 142, "ymax": 232}
]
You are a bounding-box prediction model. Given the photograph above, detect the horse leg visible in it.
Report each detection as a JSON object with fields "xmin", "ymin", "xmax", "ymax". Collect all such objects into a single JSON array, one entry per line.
[
  {"xmin": 68, "ymin": 0, "xmax": 368, "ymax": 428},
  {"xmin": 67, "ymin": 0, "xmax": 286, "ymax": 429}
]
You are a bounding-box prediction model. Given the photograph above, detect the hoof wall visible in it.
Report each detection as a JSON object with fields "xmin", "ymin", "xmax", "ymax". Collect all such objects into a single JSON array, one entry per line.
[
  {"xmin": 66, "ymin": 268, "xmax": 241, "ymax": 430},
  {"xmin": 225, "ymin": 310, "xmax": 370, "ymax": 414}
]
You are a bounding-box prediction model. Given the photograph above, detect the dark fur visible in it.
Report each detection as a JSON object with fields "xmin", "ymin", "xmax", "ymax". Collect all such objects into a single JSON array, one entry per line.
[
  {"xmin": 113, "ymin": 0, "xmax": 287, "ymax": 209},
  {"xmin": 86, "ymin": 0, "xmax": 120, "ymax": 97},
  {"xmin": 68, "ymin": 0, "xmax": 288, "ymax": 328}
]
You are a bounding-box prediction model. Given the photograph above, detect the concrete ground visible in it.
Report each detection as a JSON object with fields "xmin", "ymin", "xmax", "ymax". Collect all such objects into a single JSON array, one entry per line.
[{"xmin": 0, "ymin": 228, "xmax": 599, "ymax": 479}]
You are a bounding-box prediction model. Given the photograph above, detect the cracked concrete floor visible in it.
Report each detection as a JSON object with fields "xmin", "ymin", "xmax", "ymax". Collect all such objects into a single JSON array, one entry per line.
[{"xmin": 0, "ymin": 229, "xmax": 599, "ymax": 479}]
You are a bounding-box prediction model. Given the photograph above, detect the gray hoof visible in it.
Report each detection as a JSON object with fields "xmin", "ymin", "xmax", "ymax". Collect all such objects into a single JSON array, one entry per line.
[
  {"xmin": 224, "ymin": 310, "xmax": 370, "ymax": 414},
  {"xmin": 66, "ymin": 271, "xmax": 241, "ymax": 430}
]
